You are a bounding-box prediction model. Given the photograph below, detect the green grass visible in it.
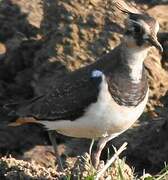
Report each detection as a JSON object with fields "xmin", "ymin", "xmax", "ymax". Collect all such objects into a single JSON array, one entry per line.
[{"xmin": 139, "ymin": 163, "xmax": 168, "ymax": 180}]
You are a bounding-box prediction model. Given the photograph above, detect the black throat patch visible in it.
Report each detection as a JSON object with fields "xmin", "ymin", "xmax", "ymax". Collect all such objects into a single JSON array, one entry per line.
[{"xmin": 107, "ymin": 67, "xmax": 148, "ymax": 106}]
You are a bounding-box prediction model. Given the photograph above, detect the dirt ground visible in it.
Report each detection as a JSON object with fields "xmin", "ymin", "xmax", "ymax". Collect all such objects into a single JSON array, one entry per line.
[{"xmin": 0, "ymin": 0, "xmax": 168, "ymax": 179}]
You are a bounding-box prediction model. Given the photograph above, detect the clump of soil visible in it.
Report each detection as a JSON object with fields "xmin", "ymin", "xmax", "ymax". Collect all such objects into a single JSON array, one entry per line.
[{"xmin": 0, "ymin": 156, "xmax": 59, "ymax": 180}]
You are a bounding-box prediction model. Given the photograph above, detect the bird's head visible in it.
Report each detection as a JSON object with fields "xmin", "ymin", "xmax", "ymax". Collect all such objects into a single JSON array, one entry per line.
[
  {"xmin": 124, "ymin": 14, "xmax": 163, "ymax": 52},
  {"xmin": 113, "ymin": 0, "xmax": 163, "ymax": 52}
]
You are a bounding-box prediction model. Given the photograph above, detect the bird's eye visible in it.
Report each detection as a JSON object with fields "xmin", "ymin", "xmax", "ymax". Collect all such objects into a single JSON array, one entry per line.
[{"xmin": 134, "ymin": 24, "xmax": 142, "ymax": 33}]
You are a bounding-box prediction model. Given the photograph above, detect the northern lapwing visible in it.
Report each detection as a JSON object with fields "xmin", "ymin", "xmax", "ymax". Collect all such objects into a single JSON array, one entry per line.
[{"xmin": 6, "ymin": 0, "xmax": 163, "ymax": 169}]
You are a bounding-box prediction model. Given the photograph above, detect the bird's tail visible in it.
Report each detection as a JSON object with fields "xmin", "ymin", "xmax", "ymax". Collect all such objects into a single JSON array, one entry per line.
[
  {"xmin": 3, "ymin": 96, "xmax": 43, "ymax": 126},
  {"xmin": 8, "ymin": 117, "xmax": 38, "ymax": 127}
]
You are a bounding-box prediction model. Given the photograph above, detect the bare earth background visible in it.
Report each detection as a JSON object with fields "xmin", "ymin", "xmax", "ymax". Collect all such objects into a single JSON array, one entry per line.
[{"xmin": 0, "ymin": 0, "xmax": 168, "ymax": 179}]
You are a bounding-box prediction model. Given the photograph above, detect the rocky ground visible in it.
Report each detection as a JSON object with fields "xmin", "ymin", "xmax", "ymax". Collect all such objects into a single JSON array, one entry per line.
[{"xmin": 0, "ymin": 0, "xmax": 168, "ymax": 179}]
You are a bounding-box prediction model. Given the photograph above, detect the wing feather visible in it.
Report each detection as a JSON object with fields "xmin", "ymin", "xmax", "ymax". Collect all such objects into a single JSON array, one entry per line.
[
  {"xmin": 17, "ymin": 69, "xmax": 101, "ymax": 121},
  {"xmin": 16, "ymin": 44, "xmax": 120, "ymax": 121}
]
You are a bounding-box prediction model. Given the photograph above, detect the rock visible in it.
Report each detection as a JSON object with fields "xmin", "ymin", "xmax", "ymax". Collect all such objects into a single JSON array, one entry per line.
[
  {"xmin": 23, "ymin": 145, "xmax": 56, "ymax": 168},
  {"xmin": 0, "ymin": 42, "xmax": 6, "ymax": 55},
  {"xmin": 147, "ymin": 5, "xmax": 168, "ymax": 31},
  {"xmin": 0, "ymin": 42, "xmax": 6, "ymax": 60},
  {"xmin": 145, "ymin": 48, "xmax": 168, "ymax": 111},
  {"xmin": 11, "ymin": 0, "xmax": 43, "ymax": 28}
]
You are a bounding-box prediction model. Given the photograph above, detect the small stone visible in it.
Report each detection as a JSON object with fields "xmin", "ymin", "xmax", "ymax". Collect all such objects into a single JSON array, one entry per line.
[{"xmin": 0, "ymin": 43, "xmax": 6, "ymax": 55}]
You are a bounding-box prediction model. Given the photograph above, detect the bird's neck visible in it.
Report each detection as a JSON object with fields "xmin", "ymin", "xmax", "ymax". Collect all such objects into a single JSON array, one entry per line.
[{"xmin": 120, "ymin": 43, "xmax": 149, "ymax": 83}]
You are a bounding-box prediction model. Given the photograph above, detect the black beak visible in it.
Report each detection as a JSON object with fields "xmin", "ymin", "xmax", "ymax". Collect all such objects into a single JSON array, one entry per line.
[{"xmin": 148, "ymin": 36, "xmax": 163, "ymax": 53}]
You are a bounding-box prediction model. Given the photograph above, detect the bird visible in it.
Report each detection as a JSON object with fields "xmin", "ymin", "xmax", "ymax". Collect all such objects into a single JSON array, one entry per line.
[{"xmin": 6, "ymin": 0, "xmax": 163, "ymax": 170}]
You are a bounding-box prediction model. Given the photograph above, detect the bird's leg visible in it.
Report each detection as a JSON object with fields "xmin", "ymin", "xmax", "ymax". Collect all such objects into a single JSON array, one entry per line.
[
  {"xmin": 92, "ymin": 136, "xmax": 114, "ymax": 169},
  {"xmin": 48, "ymin": 130, "xmax": 64, "ymax": 171}
]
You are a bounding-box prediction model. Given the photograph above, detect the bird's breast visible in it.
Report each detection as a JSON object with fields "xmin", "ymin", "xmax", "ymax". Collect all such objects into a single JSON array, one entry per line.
[{"xmin": 75, "ymin": 81, "xmax": 149, "ymax": 138}]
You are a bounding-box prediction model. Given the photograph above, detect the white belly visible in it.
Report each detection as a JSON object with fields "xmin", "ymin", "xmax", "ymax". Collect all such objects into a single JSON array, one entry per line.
[{"xmin": 41, "ymin": 76, "xmax": 149, "ymax": 139}]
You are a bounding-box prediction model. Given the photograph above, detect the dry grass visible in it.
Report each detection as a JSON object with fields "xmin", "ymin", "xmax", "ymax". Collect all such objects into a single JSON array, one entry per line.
[
  {"xmin": 0, "ymin": 143, "xmax": 134, "ymax": 180},
  {"xmin": 1, "ymin": 145, "xmax": 168, "ymax": 179}
]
